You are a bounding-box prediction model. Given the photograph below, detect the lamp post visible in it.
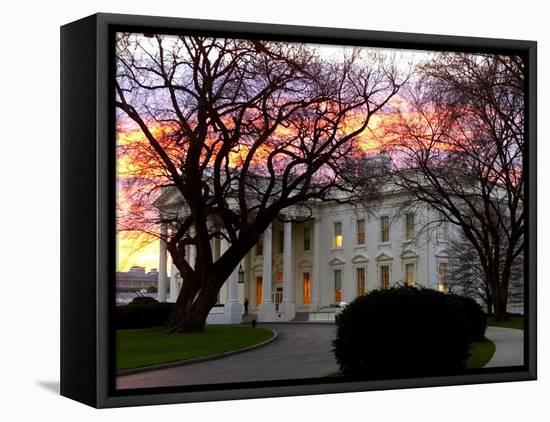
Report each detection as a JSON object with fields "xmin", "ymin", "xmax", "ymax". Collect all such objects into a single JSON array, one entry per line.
[{"xmin": 238, "ymin": 264, "xmax": 244, "ymax": 284}]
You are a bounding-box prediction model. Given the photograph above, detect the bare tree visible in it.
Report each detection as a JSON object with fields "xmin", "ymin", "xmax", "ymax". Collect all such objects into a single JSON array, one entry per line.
[
  {"xmin": 115, "ymin": 33, "xmax": 403, "ymax": 331},
  {"xmin": 447, "ymin": 231, "xmax": 524, "ymax": 314},
  {"xmin": 384, "ymin": 53, "xmax": 524, "ymax": 321}
]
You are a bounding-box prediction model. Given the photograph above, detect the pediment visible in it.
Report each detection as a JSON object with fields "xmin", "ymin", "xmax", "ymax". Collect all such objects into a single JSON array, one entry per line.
[
  {"xmin": 297, "ymin": 259, "xmax": 312, "ymax": 268},
  {"xmin": 329, "ymin": 256, "xmax": 346, "ymax": 266},
  {"xmin": 401, "ymin": 249, "xmax": 418, "ymax": 259},
  {"xmin": 375, "ymin": 252, "xmax": 393, "ymax": 261},
  {"xmin": 351, "ymin": 254, "xmax": 369, "ymax": 264}
]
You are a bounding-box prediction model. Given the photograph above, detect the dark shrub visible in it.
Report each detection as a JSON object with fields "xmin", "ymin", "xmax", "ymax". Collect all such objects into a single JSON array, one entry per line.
[
  {"xmin": 445, "ymin": 293, "xmax": 487, "ymax": 342},
  {"xmin": 116, "ymin": 302, "xmax": 174, "ymax": 329},
  {"xmin": 333, "ymin": 286, "xmax": 470, "ymax": 378},
  {"xmin": 130, "ymin": 296, "xmax": 158, "ymax": 305}
]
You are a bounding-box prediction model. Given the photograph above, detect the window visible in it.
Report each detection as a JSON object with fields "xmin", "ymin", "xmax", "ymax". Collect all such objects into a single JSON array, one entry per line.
[
  {"xmin": 406, "ymin": 213, "xmax": 415, "ymax": 241},
  {"xmin": 438, "ymin": 263, "xmax": 447, "ymax": 292},
  {"xmin": 380, "ymin": 265, "xmax": 390, "ymax": 289},
  {"xmin": 303, "ymin": 272, "xmax": 311, "ymax": 304},
  {"xmin": 437, "ymin": 214, "xmax": 447, "ymax": 241},
  {"xmin": 356, "ymin": 267, "xmax": 366, "ymax": 296},
  {"xmin": 333, "ymin": 222, "xmax": 343, "ymax": 249},
  {"xmin": 275, "ymin": 271, "xmax": 283, "ymax": 282},
  {"xmin": 405, "ymin": 263, "xmax": 415, "ymax": 286},
  {"xmin": 381, "ymin": 216, "xmax": 390, "ymax": 243},
  {"xmin": 256, "ymin": 276, "xmax": 263, "ymax": 304},
  {"xmin": 303, "ymin": 226, "xmax": 311, "ymax": 251},
  {"xmin": 278, "ymin": 229, "xmax": 284, "ymax": 254},
  {"xmin": 256, "ymin": 234, "xmax": 263, "ymax": 256},
  {"xmin": 334, "ymin": 269, "xmax": 343, "ymax": 302},
  {"xmin": 356, "ymin": 218, "xmax": 366, "ymax": 245}
]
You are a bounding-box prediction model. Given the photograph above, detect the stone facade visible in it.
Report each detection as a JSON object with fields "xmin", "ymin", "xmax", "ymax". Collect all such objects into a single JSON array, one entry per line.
[{"xmin": 155, "ymin": 190, "xmax": 457, "ymax": 322}]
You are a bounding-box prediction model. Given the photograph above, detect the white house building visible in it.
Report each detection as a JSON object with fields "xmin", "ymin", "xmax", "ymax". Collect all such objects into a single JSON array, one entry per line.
[{"xmin": 154, "ymin": 186, "xmax": 458, "ymax": 323}]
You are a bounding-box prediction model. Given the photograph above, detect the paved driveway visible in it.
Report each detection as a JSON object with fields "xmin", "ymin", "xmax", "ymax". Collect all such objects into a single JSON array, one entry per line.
[
  {"xmin": 484, "ymin": 326, "xmax": 524, "ymax": 368},
  {"xmin": 117, "ymin": 323, "xmax": 339, "ymax": 389}
]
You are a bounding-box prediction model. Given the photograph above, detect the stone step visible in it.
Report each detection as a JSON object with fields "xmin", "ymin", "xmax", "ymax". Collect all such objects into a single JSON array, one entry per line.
[{"xmin": 291, "ymin": 312, "xmax": 310, "ymax": 322}]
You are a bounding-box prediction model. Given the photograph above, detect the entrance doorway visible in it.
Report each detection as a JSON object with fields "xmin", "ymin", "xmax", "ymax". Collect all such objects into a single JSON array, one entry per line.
[{"xmin": 273, "ymin": 286, "xmax": 283, "ymax": 311}]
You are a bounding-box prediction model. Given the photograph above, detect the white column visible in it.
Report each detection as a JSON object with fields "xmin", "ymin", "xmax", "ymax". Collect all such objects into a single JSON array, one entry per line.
[
  {"xmin": 280, "ymin": 221, "xmax": 296, "ymax": 321},
  {"xmin": 157, "ymin": 222, "xmax": 168, "ymax": 302},
  {"xmin": 169, "ymin": 261, "xmax": 178, "ymax": 302},
  {"xmin": 221, "ymin": 237, "xmax": 244, "ymax": 323},
  {"xmin": 239, "ymin": 253, "xmax": 247, "ymax": 304},
  {"xmin": 227, "ymin": 265, "xmax": 239, "ymax": 303},
  {"xmin": 189, "ymin": 226, "xmax": 196, "ymax": 269},
  {"xmin": 311, "ymin": 218, "xmax": 321, "ymax": 309},
  {"xmin": 219, "ymin": 238, "xmax": 229, "ymax": 303},
  {"xmin": 258, "ymin": 224, "xmax": 276, "ymax": 321}
]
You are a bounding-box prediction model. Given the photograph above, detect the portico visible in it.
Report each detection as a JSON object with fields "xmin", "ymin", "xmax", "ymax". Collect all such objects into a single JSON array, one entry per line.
[
  {"xmin": 257, "ymin": 220, "xmax": 301, "ymax": 322},
  {"xmin": 156, "ymin": 216, "xmax": 322, "ymax": 323}
]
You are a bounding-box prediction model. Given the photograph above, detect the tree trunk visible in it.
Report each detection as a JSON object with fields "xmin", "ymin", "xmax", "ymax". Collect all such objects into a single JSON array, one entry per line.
[
  {"xmin": 492, "ymin": 282, "xmax": 508, "ymax": 322},
  {"xmin": 166, "ymin": 297, "xmax": 214, "ymax": 332},
  {"xmin": 165, "ymin": 274, "xmax": 220, "ymax": 332},
  {"xmin": 486, "ymin": 290, "xmax": 493, "ymax": 316}
]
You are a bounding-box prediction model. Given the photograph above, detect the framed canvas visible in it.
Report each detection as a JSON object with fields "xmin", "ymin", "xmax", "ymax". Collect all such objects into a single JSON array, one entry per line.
[{"xmin": 60, "ymin": 13, "xmax": 537, "ymax": 408}]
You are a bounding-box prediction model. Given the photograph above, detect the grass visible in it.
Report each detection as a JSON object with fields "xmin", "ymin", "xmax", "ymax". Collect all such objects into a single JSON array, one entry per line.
[
  {"xmin": 117, "ymin": 325, "xmax": 274, "ymax": 370},
  {"xmin": 487, "ymin": 315, "xmax": 524, "ymax": 330},
  {"xmin": 466, "ymin": 337, "xmax": 496, "ymax": 369}
]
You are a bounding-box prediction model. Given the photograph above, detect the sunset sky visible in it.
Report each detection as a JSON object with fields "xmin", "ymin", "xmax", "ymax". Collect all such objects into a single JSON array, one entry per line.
[{"xmin": 115, "ymin": 35, "xmax": 434, "ymax": 272}]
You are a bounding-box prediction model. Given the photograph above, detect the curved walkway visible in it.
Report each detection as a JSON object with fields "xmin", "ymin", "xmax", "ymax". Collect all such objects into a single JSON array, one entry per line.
[
  {"xmin": 116, "ymin": 323, "xmax": 338, "ymax": 390},
  {"xmin": 484, "ymin": 326, "xmax": 524, "ymax": 368}
]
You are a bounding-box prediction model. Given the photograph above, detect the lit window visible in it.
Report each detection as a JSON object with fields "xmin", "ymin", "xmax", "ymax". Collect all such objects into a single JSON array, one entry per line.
[
  {"xmin": 334, "ymin": 222, "xmax": 343, "ymax": 249},
  {"xmin": 303, "ymin": 226, "xmax": 311, "ymax": 251},
  {"xmin": 356, "ymin": 218, "xmax": 365, "ymax": 245},
  {"xmin": 256, "ymin": 234, "xmax": 263, "ymax": 256},
  {"xmin": 438, "ymin": 263, "xmax": 447, "ymax": 292},
  {"xmin": 405, "ymin": 263, "xmax": 415, "ymax": 286},
  {"xmin": 256, "ymin": 276, "xmax": 263, "ymax": 304},
  {"xmin": 334, "ymin": 269, "xmax": 343, "ymax": 302},
  {"xmin": 278, "ymin": 230, "xmax": 284, "ymax": 254},
  {"xmin": 356, "ymin": 267, "xmax": 366, "ymax": 296},
  {"xmin": 381, "ymin": 216, "xmax": 390, "ymax": 243},
  {"xmin": 406, "ymin": 213, "xmax": 415, "ymax": 241},
  {"xmin": 380, "ymin": 265, "xmax": 390, "ymax": 289},
  {"xmin": 303, "ymin": 272, "xmax": 311, "ymax": 304},
  {"xmin": 275, "ymin": 271, "xmax": 283, "ymax": 282}
]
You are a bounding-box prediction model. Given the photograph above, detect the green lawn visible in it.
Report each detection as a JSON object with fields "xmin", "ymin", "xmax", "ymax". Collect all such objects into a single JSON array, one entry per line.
[
  {"xmin": 117, "ymin": 325, "xmax": 274, "ymax": 370},
  {"xmin": 487, "ymin": 315, "xmax": 524, "ymax": 330},
  {"xmin": 466, "ymin": 337, "xmax": 496, "ymax": 369}
]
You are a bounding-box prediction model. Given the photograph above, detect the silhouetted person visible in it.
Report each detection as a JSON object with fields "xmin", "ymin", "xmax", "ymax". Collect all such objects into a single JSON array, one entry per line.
[
  {"xmin": 251, "ymin": 318, "xmax": 257, "ymax": 328},
  {"xmin": 244, "ymin": 297, "xmax": 249, "ymax": 316}
]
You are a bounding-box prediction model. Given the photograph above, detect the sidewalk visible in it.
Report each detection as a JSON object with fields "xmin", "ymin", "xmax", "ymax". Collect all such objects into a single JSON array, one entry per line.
[{"xmin": 484, "ymin": 326, "xmax": 524, "ymax": 368}]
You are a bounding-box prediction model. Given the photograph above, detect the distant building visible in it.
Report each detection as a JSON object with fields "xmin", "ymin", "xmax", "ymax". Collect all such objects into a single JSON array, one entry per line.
[{"xmin": 116, "ymin": 266, "xmax": 159, "ymax": 292}]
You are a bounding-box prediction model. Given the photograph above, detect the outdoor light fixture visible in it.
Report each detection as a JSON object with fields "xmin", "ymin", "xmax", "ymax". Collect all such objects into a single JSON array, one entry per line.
[{"xmin": 238, "ymin": 264, "xmax": 244, "ymax": 283}]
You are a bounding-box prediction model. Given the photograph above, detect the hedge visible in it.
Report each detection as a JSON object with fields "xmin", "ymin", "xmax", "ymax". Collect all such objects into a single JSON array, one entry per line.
[
  {"xmin": 333, "ymin": 286, "xmax": 477, "ymax": 378},
  {"xmin": 116, "ymin": 302, "xmax": 174, "ymax": 329},
  {"xmin": 445, "ymin": 293, "xmax": 487, "ymax": 342}
]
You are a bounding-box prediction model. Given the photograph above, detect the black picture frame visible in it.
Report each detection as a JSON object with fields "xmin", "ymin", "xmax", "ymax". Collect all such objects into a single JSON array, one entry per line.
[{"xmin": 60, "ymin": 12, "xmax": 537, "ymax": 408}]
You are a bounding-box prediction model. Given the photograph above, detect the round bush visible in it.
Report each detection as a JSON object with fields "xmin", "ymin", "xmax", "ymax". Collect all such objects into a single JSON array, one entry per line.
[
  {"xmin": 116, "ymin": 302, "xmax": 174, "ymax": 329},
  {"xmin": 333, "ymin": 286, "xmax": 471, "ymax": 378},
  {"xmin": 445, "ymin": 293, "xmax": 487, "ymax": 342}
]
